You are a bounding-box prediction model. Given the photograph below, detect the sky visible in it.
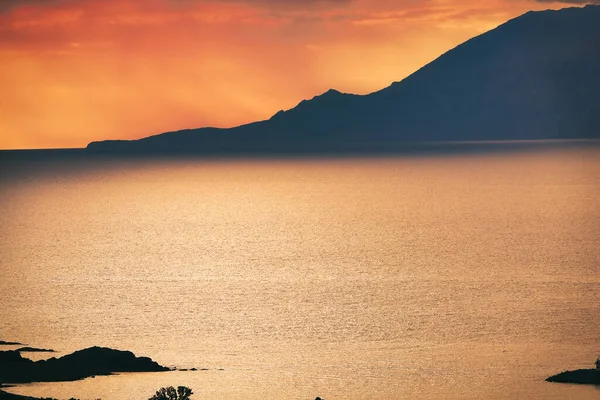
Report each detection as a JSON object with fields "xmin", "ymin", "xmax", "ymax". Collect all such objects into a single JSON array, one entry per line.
[{"xmin": 0, "ymin": 0, "xmax": 595, "ymax": 149}]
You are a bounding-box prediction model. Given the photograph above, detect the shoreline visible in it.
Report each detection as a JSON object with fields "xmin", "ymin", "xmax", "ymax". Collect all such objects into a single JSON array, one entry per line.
[
  {"xmin": 0, "ymin": 387, "xmax": 41, "ymax": 400},
  {"xmin": 1, "ymin": 139, "xmax": 599, "ymax": 161}
]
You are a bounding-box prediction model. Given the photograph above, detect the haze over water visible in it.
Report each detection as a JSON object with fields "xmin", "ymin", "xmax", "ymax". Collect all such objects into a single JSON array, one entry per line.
[{"xmin": 1, "ymin": 143, "xmax": 599, "ymax": 399}]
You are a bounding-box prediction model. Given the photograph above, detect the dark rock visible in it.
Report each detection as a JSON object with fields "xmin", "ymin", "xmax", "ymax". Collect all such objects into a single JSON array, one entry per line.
[
  {"xmin": 0, "ymin": 346, "xmax": 169, "ymax": 384},
  {"xmin": 546, "ymin": 369, "xmax": 600, "ymax": 385},
  {"xmin": 190, "ymin": 368, "xmax": 197, "ymax": 371},
  {"xmin": 0, "ymin": 342, "xmax": 23, "ymax": 346},
  {"xmin": 15, "ymin": 348, "xmax": 54, "ymax": 353}
]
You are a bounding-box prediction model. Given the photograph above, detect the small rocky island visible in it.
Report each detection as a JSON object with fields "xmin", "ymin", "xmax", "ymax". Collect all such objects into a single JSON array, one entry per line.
[
  {"xmin": 15, "ymin": 348, "xmax": 55, "ymax": 353},
  {"xmin": 546, "ymin": 358, "xmax": 600, "ymax": 385},
  {"xmin": 0, "ymin": 346, "xmax": 170, "ymax": 384}
]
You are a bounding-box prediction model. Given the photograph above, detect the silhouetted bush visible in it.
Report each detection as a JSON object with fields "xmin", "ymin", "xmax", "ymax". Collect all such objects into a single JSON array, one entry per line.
[{"xmin": 148, "ymin": 386, "xmax": 193, "ymax": 400}]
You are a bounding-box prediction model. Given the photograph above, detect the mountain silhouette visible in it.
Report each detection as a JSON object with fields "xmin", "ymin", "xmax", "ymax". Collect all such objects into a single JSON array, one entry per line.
[{"xmin": 87, "ymin": 5, "xmax": 600, "ymax": 154}]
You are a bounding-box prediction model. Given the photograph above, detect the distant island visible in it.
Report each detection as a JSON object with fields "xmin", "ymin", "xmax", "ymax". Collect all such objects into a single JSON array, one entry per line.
[
  {"xmin": 87, "ymin": 5, "xmax": 600, "ymax": 154},
  {"xmin": 14, "ymin": 348, "xmax": 55, "ymax": 354},
  {"xmin": 0, "ymin": 342, "xmax": 55, "ymax": 354}
]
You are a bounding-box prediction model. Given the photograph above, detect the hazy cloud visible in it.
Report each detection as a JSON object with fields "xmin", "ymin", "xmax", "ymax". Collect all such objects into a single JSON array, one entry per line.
[
  {"xmin": 0, "ymin": 0, "xmax": 55, "ymax": 11},
  {"xmin": 0, "ymin": 0, "xmax": 354, "ymax": 13}
]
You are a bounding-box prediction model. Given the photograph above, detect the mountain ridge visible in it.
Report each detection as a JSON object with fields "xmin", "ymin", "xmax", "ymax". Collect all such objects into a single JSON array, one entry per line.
[{"xmin": 87, "ymin": 5, "xmax": 600, "ymax": 153}]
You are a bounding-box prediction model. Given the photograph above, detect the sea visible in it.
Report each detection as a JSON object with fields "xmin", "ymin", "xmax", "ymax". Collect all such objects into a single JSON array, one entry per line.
[{"xmin": 1, "ymin": 141, "xmax": 599, "ymax": 400}]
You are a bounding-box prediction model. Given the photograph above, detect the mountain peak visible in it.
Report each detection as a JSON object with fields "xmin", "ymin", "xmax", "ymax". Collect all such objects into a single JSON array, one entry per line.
[
  {"xmin": 323, "ymin": 88, "xmax": 342, "ymax": 96},
  {"xmin": 269, "ymin": 88, "xmax": 346, "ymax": 121},
  {"xmin": 309, "ymin": 88, "xmax": 343, "ymax": 101}
]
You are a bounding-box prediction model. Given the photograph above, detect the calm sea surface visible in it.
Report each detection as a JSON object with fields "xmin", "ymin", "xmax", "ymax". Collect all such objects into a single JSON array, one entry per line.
[{"xmin": 1, "ymin": 144, "xmax": 599, "ymax": 399}]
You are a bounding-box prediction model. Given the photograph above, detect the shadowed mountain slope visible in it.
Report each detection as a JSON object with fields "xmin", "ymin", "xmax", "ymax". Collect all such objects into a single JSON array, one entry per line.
[{"xmin": 87, "ymin": 5, "xmax": 600, "ymax": 153}]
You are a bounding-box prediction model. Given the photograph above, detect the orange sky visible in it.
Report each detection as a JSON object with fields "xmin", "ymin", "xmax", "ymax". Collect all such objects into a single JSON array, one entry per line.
[{"xmin": 0, "ymin": 0, "xmax": 591, "ymax": 149}]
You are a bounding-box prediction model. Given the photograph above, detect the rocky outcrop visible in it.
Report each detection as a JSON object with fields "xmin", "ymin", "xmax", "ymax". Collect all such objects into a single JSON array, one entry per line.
[
  {"xmin": 546, "ymin": 369, "xmax": 600, "ymax": 385},
  {"xmin": 0, "ymin": 347, "xmax": 170, "ymax": 384},
  {"xmin": 546, "ymin": 358, "xmax": 600, "ymax": 385}
]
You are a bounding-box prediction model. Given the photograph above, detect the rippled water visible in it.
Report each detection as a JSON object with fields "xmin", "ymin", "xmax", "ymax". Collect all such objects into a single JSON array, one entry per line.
[{"xmin": 1, "ymin": 144, "xmax": 599, "ymax": 399}]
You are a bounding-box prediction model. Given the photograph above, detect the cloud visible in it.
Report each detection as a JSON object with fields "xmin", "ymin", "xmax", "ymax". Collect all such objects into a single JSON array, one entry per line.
[
  {"xmin": 0, "ymin": 0, "xmax": 353, "ymax": 13},
  {"xmin": 0, "ymin": 0, "xmax": 60, "ymax": 12}
]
